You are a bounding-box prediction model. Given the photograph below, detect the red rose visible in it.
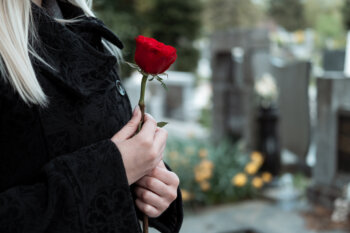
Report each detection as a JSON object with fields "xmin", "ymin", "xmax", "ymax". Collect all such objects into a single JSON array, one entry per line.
[{"xmin": 134, "ymin": 35, "xmax": 177, "ymax": 75}]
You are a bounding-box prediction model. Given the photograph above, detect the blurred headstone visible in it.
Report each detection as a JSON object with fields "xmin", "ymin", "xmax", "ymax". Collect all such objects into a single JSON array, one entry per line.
[
  {"xmin": 271, "ymin": 60, "xmax": 311, "ymax": 167},
  {"xmin": 323, "ymin": 50, "xmax": 345, "ymax": 72},
  {"xmin": 124, "ymin": 71, "xmax": 195, "ymax": 121},
  {"xmin": 308, "ymin": 75, "xmax": 350, "ymax": 208},
  {"xmin": 210, "ymin": 29, "xmax": 270, "ymax": 147},
  {"xmin": 157, "ymin": 71, "xmax": 195, "ymax": 121},
  {"xmin": 257, "ymin": 106, "xmax": 280, "ymax": 175},
  {"xmin": 344, "ymin": 31, "xmax": 350, "ymax": 77}
]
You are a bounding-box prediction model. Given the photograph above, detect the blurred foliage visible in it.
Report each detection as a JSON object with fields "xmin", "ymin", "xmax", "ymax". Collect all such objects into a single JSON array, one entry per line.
[
  {"xmin": 268, "ymin": 0, "xmax": 307, "ymax": 31},
  {"xmin": 203, "ymin": 0, "xmax": 264, "ymax": 32},
  {"xmin": 266, "ymin": 0, "xmax": 346, "ymax": 48},
  {"xmin": 149, "ymin": 0, "xmax": 202, "ymax": 72},
  {"xmin": 198, "ymin": 105, "xmax": 212, "ymax": 129},
  {"xmin": 93, "ymin": 0, "xmax": 140, "ymax": 61},
  {"xmin": 304, "ymin": 0, "xmax": 346, "ymax": 48},
  {"xmin": 92, "ymin": 0, "xmax": 348, "ymax": 76},
  {"xmin": 293, "ymin": 172, "xmax": 311, "ymax": 191},
  {"xmin": 343, "ymin": 0, "xmax": 350, "ymax": 30},
  {"xmin": 93, "ymin": 0, "xmax": 202, "ymax": 75},
  {"xmin": 164, "ymin": 137, "xmax": 273, "ymax": 207}
]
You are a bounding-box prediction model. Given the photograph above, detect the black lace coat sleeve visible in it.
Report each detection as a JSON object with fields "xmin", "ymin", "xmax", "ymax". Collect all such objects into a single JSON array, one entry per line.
[{"xmin": 0, "ymin": 139, "xmax": 141, "ymax": 233}]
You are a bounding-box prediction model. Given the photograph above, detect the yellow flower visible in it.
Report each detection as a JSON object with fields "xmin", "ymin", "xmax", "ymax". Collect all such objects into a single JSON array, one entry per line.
[
  {"xmin": 194, "ymin": 167, "xmax": 212, "ymax": 182},
  {"xmin": 252, "ymin": 177, "xmax": 264, "ymax": 189},
  {"xmin": 250, "ymin": 151, "xmax": 264, "ymax": 166},
  {"xmin": 185, "ymin": 146, "xmax": 195, "ymax": 156},
  {"xmin": 262, "ymin": 172, "xmax": 272, "ymax": 183},
  {"xmin": 169, "ymin": 151, "xmax": 179, "ymax": 160},
  {"xmin": 198, "ymin": 148, "xmax": 208, "ymax": 158},
  {"xmin": 200, "ymin": 159, "xmax": 214, "ymax": 169},
  {"xmin": 245, "ymin": 162, "xmax": 259, "ymax": 175},
  {"xmin": 200, "ymin": 181, "xmax": 210, "ymax": 191},
  {"xmin": 232, "ymin": 173, "xmax": 247, "ymax": 187},
  {"xmin": 194, "ymin": 159, "xmax": 214, "ymax": 182},
  {"xmin": 181, "ymin": 189, "xmax": 193, "ymax": 201},
  {"xmin": 194, "ymin": 172, "xmax": 205, "ymax": 182}
]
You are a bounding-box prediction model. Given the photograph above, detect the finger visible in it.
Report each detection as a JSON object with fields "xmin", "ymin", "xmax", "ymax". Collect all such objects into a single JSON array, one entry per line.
[
  {"xmin": 135, "ymin": 199, "xmax": 161, "ymax": 218},
  {"xmin": 112, "ymin": 106, "xmax": 141, "ymax": 141},
  {"xmin": 157, "ymin": 160, "xmax": 166, "ymax": 169},
  {"xmin": 137, "ymin": 113, "xmax": 157, "ymax": 139},
  {"xmin": 135, "ymin": 187, "xmax": 168, "ymax": 213},
  {"xmin": 153, "ymin": 128, "xmax": 168, "ymax": 152},
  {"xmin": 156, "ymin": 168, "xmax": 179, "ymax": 188},
  {"xmin": 136, "ymin": 176, "xmax": 169, "ymax": 197},
  {"xmin": 149, "ymin": 166, "xmax": 179, "ymax": 188}
]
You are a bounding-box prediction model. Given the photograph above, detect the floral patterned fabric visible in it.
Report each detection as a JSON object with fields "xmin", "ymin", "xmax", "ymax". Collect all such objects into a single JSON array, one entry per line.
[{"xmin": 0, "ymin": 1, "xmax": 183, "ymax": 232}]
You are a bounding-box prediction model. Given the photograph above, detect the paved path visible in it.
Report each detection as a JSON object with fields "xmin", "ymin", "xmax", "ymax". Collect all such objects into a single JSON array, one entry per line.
[{"xmin": 149, "ymin": 200, "xmax": 347, "ymax": 233}]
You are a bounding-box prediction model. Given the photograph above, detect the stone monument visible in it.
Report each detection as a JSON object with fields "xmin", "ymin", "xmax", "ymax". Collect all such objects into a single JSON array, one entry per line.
[
  {"xmin": 271, "ymin": 60, "xmax": 311, "ymax": 167},
  {"xmin": 308, "ymin": 75, "xmax": 350, "ymax": 208},
  {"xmin": 210, "ymin": 29, "xmax": 270, "ymax": 148}
]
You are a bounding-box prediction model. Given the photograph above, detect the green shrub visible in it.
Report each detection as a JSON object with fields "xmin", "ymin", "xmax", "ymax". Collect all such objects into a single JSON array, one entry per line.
[{"xmin": 164, "ymin": 137, "xmax": 273, "ymax": 208}]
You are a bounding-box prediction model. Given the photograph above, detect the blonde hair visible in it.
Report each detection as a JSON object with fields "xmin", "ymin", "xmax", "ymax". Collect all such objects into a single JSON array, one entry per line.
[{"xmin": 0, "ymin": 0, "xmax": 121, "ymax": 107}]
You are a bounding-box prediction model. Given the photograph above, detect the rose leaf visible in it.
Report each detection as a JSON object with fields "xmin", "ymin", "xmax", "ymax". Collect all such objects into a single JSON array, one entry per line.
[{"xmin": 157, "ymin": 122, "xmax": 168, "ymax": 128}]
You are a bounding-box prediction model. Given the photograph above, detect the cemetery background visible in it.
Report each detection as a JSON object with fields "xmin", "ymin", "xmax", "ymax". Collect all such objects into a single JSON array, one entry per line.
[{"xmin": 94, "ymin": 0, "xmax": 350, "ymax": 232}]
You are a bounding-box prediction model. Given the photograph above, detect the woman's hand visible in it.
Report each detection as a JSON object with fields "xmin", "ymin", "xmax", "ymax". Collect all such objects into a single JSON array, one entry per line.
[
  {"xmin": 111, "ymin": 106, "xmax": 168, "ymax": 185},
  {"xmin": 134, "ymin": 161, "xmax": 180, "ymax": 218}
]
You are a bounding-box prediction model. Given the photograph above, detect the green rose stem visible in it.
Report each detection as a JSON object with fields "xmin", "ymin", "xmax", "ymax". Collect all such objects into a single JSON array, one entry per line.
[
  {"xmin": 138, "ymin": 74, "xmax": 148, "ymax": 132},
  {"xmin": 137, "ymin": 74, "xmax": 149, "ymax": 233}
]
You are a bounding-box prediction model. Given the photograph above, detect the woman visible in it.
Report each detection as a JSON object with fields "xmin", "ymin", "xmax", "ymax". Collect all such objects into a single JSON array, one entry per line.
[{"xmin": 0, "ymin": 0, "xmax": 183, "ymax": 232}]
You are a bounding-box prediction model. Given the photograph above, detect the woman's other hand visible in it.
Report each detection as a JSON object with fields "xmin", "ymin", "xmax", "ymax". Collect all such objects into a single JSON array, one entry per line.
[
  {"xmin": 111, "ymin": 106, "xmax": 168, "ymax": 185},
  {"xmin": 134, "ymin": 161, "xmax": 180, "ymax": 217}
]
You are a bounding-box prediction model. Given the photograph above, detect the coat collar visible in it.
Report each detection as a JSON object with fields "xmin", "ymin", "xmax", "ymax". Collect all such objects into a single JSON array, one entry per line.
[{"xmin": 30, "ymin": 1, "xmax": 123, "ymax": 98}]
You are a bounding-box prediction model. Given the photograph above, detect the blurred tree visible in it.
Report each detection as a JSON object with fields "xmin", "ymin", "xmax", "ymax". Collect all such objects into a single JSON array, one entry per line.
[
  {"xmin": 343, "ymin": 0, "xmax": 350, "ymax": 30},
  {"xmin": 148, "ymin": 0, "xmax": 202, "ymax": 72},
  {"xmin": 304, "ymin": 0, "xmax": 345, "ymax": 48},
  {"xmin": 268, "ymin": 0, "xmax": 306, "ymax": 31},
  {"xmin": 203, "ymin": 0, "xmax": 263, "ymax": 32},
  {"xmin": 94, "ymin": 0, "xmax": 202, "ymax": 74},
  {"xmin": 93, "ymin": 0, "xmax": 141, "ymax": 76}
]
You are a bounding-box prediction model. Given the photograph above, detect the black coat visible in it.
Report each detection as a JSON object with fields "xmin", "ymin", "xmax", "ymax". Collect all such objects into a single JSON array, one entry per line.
[{"xmin": 0, "ymin": 1, "xmax": 183, "ymax": 233}]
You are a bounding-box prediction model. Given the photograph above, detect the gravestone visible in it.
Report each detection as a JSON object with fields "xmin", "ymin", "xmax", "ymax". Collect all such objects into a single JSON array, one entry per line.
[
  {"xmin": 210, "ymin": 29, "xmax": 270, "ymax": 147},
  {"xmin": 307, "ymin": 75, "xmax": 350, "ymax": 208},
  {"xmin": 271, "ymin": 60, "xmax": 311, "ymax": 163},
  {"xmin": 124, "ymin": 71, "xmax": 195, "ymax": 121},
  {"xmin": 323, "ymin": 50, "xmax": 345, "ymax": 72},
  {"xmin": 161, "ymin": 71, "xmax": 195, "ymax": 121},
  {"xmin": 338, "ymin": 110, "xmax": 350, "ymax": 174}
]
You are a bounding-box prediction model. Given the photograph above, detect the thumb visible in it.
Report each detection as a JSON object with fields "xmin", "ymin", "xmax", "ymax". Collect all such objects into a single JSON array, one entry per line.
[{"xmin": 112, "ymin": 106, "xmax": 141, "ymax": 141}]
